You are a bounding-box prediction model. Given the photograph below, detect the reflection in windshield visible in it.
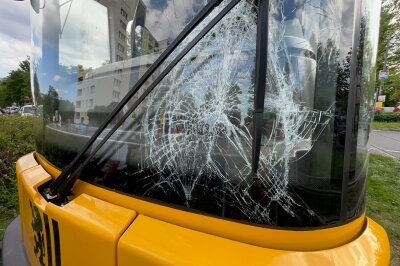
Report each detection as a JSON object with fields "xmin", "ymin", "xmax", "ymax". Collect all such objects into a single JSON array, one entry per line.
[
  {"xmin": 59, "ymin": 0, "xmax": 110, "ymax": 68},
  {"xmin": 78, "ymin": 0, "xmax": 379, "ymax": 228},
  {"xmin": 30, "ymin": 0, "xmax": 210, "ymax": 167},
  {"xmin": 30, "ymin": 0, "xmax": 381, "ymax": 228}
]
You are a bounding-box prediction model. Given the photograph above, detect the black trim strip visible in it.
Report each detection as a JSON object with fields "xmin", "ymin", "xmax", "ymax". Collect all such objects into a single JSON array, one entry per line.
[
  {"xmin": 46, "ymin": 0, "xmax": 222, "ymax": 199},
  {"xmin": 80, "ymin": 178, "xmax": 362, "ymax": 231},
  {"xmin": 251, "ymin": 0, "xmax": 269, "ymax": 175},
  {"xmin": 52, "ymin": 219, "xmax": 61, "ymax": 266},
  {"xmin": 340, "ymin": 0, "xmax": 362, "ymax": 221},
  {"xmin": 43, "ymin": 214, "xmax": 52, "ymax": 266},
  {"xmin": 55, "ymin": 0, "xmax": 243, "ymax": 199}
]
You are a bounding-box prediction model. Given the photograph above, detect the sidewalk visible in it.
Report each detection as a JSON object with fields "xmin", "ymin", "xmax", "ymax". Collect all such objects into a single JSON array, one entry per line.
[{"xmin": 369, "ymin": 130, "xmax": 400, "ymax": 160}]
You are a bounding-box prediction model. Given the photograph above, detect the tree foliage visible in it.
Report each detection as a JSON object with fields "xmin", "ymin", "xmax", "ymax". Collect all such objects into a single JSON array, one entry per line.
[
  {"xmin": 377, "ymin": 0, "xmax": 400, "ymax": 106},
  {"xmin": 42, "ymin": 86, "xmax": 59, "ymax": 120},
  {"xmin": 87, "ymin": 102, "xmax": 118, "ymax": 126},
  {"xmin": 59, "ymin": 99, "xmax": 75, "ymax": 123},
  {"xmin": 0, "ymin": 59, "xmax": 32, "ymax": 107}
]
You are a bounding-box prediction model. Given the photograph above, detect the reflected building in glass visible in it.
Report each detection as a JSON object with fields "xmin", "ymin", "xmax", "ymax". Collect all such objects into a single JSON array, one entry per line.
[
  {"xmin": 17, "ymin": 0, "xmax": 390, "ymax": 264},
  {"xmin": 30, "ymin": 0, "xmax": 385, "ymax": 231},
  {"xmin": 74, "ymin": 0, "xmax": 168, "ymax": 125}
]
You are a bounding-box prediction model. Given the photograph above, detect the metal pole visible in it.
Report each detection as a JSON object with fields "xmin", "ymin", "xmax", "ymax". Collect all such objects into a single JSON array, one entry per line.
[{"xmin": 380, "ymin": 49, "xmax": 388, "ymax": 96}]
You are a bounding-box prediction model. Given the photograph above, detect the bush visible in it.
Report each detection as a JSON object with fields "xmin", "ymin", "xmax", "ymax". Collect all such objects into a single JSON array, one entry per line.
[
  {"xmin": 374, "ymin": 111, "xmax": 400, "ymax": 122},
  {"xmin": 0, "ymin": 115, "xmax": 35, "ymax": 239}
]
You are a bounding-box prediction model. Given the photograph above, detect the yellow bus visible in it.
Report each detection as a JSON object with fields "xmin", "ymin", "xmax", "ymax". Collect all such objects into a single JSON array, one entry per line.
[{"xmin": 2, "ymin": 0, "xmax": 390, "ymax": 265}]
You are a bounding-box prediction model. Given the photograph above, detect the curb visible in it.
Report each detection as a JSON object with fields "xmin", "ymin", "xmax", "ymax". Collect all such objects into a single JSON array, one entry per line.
[{"xmin": 372, "ymin": 129, "xmax": 400, "ymax": 132}]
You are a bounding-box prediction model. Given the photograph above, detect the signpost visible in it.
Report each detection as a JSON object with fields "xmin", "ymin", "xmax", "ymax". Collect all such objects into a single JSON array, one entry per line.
[
  {"xmin": 377, "ymin": 66, "xmax": 388, "ymax": 106},
  {"xmin": 379, "ymin": 70, "xmax": 389, "ymax": 80}
]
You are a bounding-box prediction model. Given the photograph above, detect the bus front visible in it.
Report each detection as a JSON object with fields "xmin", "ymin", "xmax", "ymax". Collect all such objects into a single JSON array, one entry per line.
[{"xmin": 3, "ymin": 0, "xmax": 390, "ymax": 265}]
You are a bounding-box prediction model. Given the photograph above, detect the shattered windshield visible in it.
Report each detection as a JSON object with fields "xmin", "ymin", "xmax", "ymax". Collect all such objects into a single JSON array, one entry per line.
[
  {"xmin": 32, "ymin": 0, "xmax": 380, "ymax": 228},
  {"xmin": 77, "ymin": 0, "xmax": 370, "ymax": 228}
]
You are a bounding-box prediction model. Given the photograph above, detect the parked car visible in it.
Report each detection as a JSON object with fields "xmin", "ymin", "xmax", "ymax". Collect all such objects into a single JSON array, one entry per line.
[
  {"xmin": 5, "ymin": 106, "xmax": 20, "ymax": 114},
  {"xmin": 19, "ymin": 105, "xmax": 38, "ymax": 117}
]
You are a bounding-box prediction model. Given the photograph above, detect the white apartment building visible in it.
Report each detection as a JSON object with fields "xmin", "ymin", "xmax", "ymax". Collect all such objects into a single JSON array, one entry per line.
[
  {"xmin": 74, "ymin": 0, "xmax": 169, "ymax": 125},
  {"xmin": 74, "ymin": 54, "xmax": 159, "ymax": 124}
]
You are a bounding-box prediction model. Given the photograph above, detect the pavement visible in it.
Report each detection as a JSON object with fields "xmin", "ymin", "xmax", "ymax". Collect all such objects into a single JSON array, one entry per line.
[{"xmin": 369, "ymin": 130, "xmax": 400, "ymax": 161}]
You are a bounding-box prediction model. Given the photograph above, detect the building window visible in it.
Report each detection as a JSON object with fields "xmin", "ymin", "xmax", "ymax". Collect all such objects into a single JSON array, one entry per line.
[
  {"xmin": 77, "ymin": 89, "xmax": 82, "ymax": 96},
  {"xmin": 89, "ymin": 99, "xmax": 94, "ymax": 107},
  {"xmin": 114, "ymin": 78, "xmax": 121, "ymax": 87},
  {"xmin": 76, "ymin": 101, "xmax": 81, "ymax": 108},
  {"xmin": 121, "ymin": 8, "xmax": 128, "ymax": 20},
  {"xmin": 112, "ymin": 90, "xmax": 120, "ymax": 99},
  {"xmin": 120, "ymin": 20, "xmax": 127, "ymax": 30},
  {"xmin": 119, "ymin": 31, "xmax": 126, "ymax": 42},
  {"xmin": 118, "ymin": 43, "xmax": 125, "ymax": 53},
  {"xmin": 116, "ymin": 55, "xmax": 123, "ymax": 61},
  {"xmin": 90, "ymin": 85, "xmax": 95, "ymax": 94}
]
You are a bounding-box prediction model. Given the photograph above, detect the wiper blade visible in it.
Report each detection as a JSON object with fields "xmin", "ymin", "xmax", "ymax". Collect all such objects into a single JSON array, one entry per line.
[
  {"xmin": 251, "ymin": 0, "xmax": 269, "ymax": 176},
  {"xmin": 44, "ymin": 0, "xmax": 242, "ymax": 202}
]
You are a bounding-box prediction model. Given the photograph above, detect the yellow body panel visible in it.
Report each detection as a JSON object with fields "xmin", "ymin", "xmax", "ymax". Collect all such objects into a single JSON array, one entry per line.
[
  {"xmin": 73, "ymin": 179, "xmax": 366, "ymax": 251},
  {"xmin": 45, "ymin": 194, "xmax": 136, "ymax": 266},
  {"xmin": 34, "ymin": 153, "xmax": 61, "ymax": 178},
  {"xmin": 17, "ymin": 153, "xmax": 136, "ymax": 266},
  {"xmin": 16, "ymin": 152, "xmax": 391, "ymax": 265},
  {"xmin": 118, "ymin": 215, "xmax": 389, "ymax": 266},
  {"xmin": 19, "ymin": 164, "xmax": 53, "ymax": 266}
]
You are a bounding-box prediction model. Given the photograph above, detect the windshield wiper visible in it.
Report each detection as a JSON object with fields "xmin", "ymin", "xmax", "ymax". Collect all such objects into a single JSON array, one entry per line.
[
  {"xmin": 44, "ymin": 0, "xmax": 242, "ymax": 202},
  {"xmin": 251, "ymin": 0, "xmax": 269, "ymax": 177}
]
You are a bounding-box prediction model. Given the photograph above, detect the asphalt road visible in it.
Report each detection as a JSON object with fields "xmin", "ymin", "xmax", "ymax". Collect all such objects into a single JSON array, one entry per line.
[{"xmin": 369, "ymin": 130, "xmax": 400, "ymax": 160}]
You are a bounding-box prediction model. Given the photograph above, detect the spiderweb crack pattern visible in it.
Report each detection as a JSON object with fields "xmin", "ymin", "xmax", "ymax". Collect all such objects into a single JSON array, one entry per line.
[{"xmin": 117, "ymin": 0, "xmax": 341, "ymax": 225}]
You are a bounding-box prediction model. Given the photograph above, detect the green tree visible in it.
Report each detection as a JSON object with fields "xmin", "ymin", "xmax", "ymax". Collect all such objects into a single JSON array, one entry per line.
[
  {"xmin": 0, "ymin": 81, "xmax": 7, "ymax": 107},
  {"xmin": 59, "ymin": 99, "xmax": 75, "ymax": 123},
  {"xmin": 0, "ymin": 59, "xmax": 31, "ymax": 107},
  {"xmin": 376, "ymin": 1, "xmax": 400, "ymax": 106},
  {"xmin": 42, "ymin": 86, "xmax": 59, "ymax": 120},
  {"xmin": 19, "ymin": 59, "xmax": 30, "ymax": 72},
  {"xmin": 87, "ymin": 102, "xmax": 118, "ymax": 126},
  {"xmin": 33, "ymin": 71, "xmax": 41, "ymax": 105}
]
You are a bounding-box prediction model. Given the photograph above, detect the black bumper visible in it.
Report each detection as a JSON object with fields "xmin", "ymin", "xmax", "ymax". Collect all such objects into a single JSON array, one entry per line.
[{"xmin": 1, "ymin": 216, "xmax": 30, "ymax": 266}]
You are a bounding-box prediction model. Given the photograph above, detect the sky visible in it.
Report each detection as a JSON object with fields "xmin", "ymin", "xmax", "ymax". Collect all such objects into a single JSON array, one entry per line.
[
  {"xmin": 0, "ymin": 0, "xmax": 205, "ymax": 80},
  {"xmin": 0, "ymin": 0, "xmax": 30, "ymax": 78}
]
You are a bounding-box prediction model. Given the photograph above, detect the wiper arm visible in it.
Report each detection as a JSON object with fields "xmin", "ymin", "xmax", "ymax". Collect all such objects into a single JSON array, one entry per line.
[
  {"xmin": 251, "ymin": 0, "xmax": 269, "ymax": 177},
  {"xmin": 44, "ymin": 0, "xmax": 243, "ymax": 202}
]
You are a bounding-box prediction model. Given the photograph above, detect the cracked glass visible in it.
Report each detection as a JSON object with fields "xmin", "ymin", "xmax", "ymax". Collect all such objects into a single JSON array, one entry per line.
[
  {"xmin": 32, "ymin": 0, "xmax": 381, "ymax": 228},
  {"xmin": 79, "ymin": 0, "xmax": 357, "ymax": 227}
]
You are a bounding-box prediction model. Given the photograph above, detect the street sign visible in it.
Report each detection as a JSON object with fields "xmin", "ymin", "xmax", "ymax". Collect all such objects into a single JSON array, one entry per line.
[
  {"xmin": 379, "ymin": 70, "xmax": 389, "ymax": 80},
  {"xmin": 378, "ymin": 95, "xmax": 386, "ymax": 102}
]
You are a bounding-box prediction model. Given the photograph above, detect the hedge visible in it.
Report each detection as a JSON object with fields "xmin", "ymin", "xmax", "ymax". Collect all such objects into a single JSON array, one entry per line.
[
  {"xmin": 374, "ymin": 111, "xmax": 400, "ymax": 122},
  {"xmin": 0, "ymin": 115, "xmax": 35, "ymax": 239}
]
